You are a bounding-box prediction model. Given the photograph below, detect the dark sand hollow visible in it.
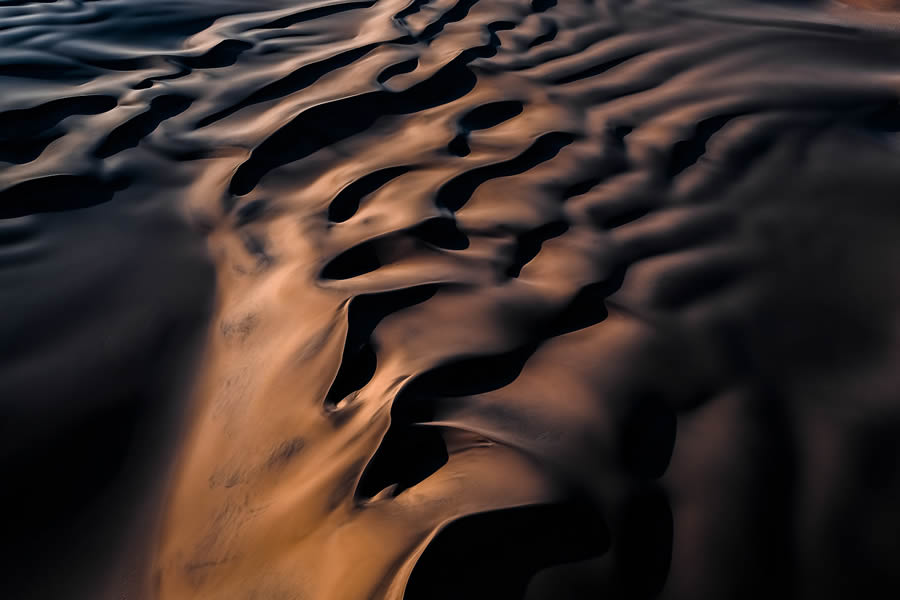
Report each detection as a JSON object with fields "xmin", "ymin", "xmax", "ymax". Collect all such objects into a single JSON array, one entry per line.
[{"xmin": 2, "ymin": 0, "xmax": 900, "ymax": 598}]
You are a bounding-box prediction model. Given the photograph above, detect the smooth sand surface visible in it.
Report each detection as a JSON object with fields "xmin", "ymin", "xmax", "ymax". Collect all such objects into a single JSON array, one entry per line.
[{"xmin": 2, "ymin": 0, "xmax": 900, "ymax": 598}]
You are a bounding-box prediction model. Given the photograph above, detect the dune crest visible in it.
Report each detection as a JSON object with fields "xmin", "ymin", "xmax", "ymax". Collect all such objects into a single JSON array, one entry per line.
[{"xmin": 2, "ymin": 1, "xmax": 900, "ymax": 599}]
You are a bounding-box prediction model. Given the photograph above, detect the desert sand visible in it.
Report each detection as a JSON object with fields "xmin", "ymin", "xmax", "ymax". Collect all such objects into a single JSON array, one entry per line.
[{"xmin": 2, "ymin": 0, "xmax": 900, "ymax": 598}]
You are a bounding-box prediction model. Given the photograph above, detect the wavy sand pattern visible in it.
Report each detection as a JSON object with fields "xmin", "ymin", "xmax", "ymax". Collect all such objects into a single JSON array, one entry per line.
[{"xmin": 3, "ymin": 0, "xmax": 900, "ymax": 598}]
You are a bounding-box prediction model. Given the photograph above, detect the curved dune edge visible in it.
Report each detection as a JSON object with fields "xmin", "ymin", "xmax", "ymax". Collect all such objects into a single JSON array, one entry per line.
[{"xmin": 1, "ymin": 0, "xmax": 900, "ymax": 599}]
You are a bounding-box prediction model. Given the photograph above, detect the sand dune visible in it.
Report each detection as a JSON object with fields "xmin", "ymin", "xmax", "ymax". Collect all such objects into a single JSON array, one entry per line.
[{"xmin": 2, "ymin": 0, "xmax": 900, "ymax": 598}]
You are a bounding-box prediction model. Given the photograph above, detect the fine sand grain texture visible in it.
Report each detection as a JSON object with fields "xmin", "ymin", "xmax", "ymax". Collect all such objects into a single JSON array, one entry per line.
[{"xmin": 2, "ymin": 0, "xmax": 900, "ymax": 599}]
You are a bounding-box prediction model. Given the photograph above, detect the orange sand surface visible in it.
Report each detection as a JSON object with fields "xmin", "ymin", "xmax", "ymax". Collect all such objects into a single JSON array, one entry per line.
[{"xmin": 2, "ymin": 1, "xmax": 900, "ymax": 599}]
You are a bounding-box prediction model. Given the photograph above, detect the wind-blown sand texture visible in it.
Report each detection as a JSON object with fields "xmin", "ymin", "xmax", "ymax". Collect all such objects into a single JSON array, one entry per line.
[{"xmin": 2, "ymin": 0, "xmax": 900, "ymax": 598}]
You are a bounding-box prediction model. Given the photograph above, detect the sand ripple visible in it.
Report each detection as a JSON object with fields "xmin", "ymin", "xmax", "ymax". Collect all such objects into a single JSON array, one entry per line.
[{"xmin": 3, "ymin": 1, "xmax": 900, "ymax": 598}]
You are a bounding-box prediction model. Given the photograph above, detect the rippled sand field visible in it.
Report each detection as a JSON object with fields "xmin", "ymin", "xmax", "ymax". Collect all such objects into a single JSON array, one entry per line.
[{"xmin": 3, "ymin": 0, "xmax": 900, "ymax": 598}]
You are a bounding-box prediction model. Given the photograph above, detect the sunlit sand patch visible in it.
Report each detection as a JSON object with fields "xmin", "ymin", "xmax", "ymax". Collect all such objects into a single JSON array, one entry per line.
[{"xmin": 3, "ymin": 0, "xmax": 900, "ymax": 599}]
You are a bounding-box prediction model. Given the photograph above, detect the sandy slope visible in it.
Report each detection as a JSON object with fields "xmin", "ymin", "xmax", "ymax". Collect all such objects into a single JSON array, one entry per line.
[{"xmin": 2, "ymin": 0, "xmax": 900, "ymax": 598}]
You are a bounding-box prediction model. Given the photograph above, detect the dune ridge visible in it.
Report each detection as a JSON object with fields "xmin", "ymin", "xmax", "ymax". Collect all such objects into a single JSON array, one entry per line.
[{"xmin": 2, "ymin": 0, "xmax": 900, "ymax": 598}]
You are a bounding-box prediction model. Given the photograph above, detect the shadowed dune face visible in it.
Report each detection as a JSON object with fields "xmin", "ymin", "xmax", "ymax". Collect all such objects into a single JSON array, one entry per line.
[{"xmin": 3, "ymin": 0, "xmax": 900, "ymax": 599}]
